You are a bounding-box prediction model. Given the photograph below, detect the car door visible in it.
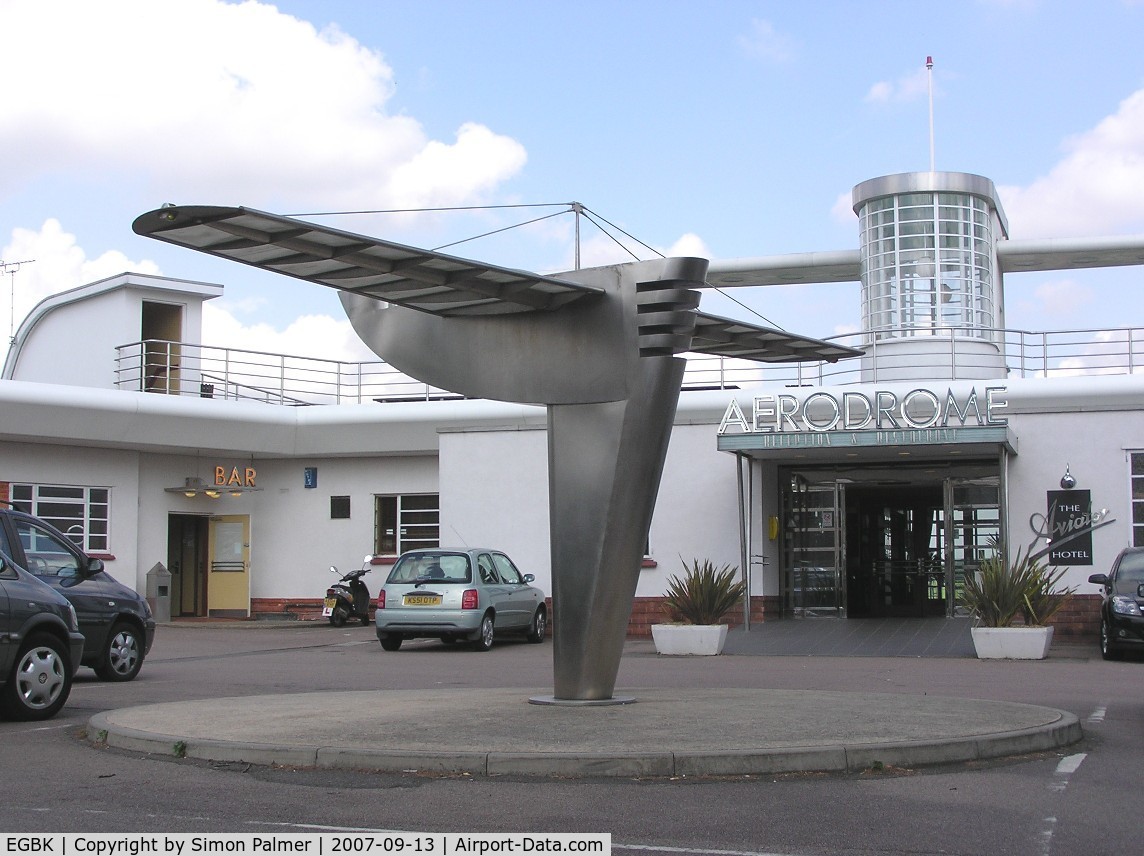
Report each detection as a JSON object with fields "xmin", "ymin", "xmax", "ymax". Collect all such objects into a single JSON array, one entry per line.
[
  {"xmin": 475, "ymin": 552, "xmax": 513, "ymax": 627},
  {"xmin": 490, "ymin": 553, "xmax": 537, "ymax": 628},
  {"xmin": 11, "ymin": 515, "xmax": 109, "ymax": 659}
]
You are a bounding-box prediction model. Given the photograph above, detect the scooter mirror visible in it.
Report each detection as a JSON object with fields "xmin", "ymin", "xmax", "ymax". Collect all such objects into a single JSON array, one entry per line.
[
  {"xmin": 330, "ymin": 566, "xmax": 338, "ymax": 574},
  {"xmin": 363, "ymin": 555, "xmax": 373, "ymax": 564}
]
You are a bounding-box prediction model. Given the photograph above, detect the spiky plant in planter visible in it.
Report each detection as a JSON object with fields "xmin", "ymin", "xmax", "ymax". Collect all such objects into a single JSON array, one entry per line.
[
  {"xmin": 960, "ymin": 545, "xmax": 1075, "ymax": 628},
  {"xmin": 960, "ymin": 543, "xmax": 1077, "ymax": 660},
  {"xmin": 662, "ymin": 558, "xmax": 746, "ymax": 625}
]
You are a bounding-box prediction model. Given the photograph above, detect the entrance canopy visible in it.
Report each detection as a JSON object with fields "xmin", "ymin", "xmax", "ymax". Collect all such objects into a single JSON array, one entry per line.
[{"xmin": 718, "ymin": 424, "xmax": 1018, "ymax": 465}]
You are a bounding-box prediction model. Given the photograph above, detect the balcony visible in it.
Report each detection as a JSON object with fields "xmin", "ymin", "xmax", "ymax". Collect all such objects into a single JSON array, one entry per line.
[{"xmin": 115, "ymin": 324, "xmax": 1144, "ymax": 405}]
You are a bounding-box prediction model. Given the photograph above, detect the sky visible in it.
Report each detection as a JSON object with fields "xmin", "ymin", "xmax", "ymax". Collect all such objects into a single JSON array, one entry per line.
[{"xmin": 3, "ymin": 0, "xmax": 1144, "ymax": 367}]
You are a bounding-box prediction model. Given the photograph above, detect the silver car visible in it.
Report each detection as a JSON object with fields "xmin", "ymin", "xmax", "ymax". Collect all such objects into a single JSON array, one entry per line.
[{"xmin": 375, "ymin": 549, "xmax": 547, "ymax": 651}]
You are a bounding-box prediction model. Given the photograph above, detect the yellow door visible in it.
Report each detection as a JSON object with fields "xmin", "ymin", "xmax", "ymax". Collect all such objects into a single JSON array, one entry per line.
[{"xmin": 208, "ymin": 515, "xmax": 250, "ymax": 618}]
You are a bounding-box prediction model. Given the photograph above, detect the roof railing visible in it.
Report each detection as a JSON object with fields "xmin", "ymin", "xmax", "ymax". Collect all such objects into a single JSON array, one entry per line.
[{"xmin": 114, "ymin": 324, "xmax": 1144, "ymax": 405}]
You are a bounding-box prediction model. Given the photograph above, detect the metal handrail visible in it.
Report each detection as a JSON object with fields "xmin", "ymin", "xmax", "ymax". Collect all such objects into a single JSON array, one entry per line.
[{"xmin": 113, "ymin": 324, "xmax": 1144, "ymax": 405}]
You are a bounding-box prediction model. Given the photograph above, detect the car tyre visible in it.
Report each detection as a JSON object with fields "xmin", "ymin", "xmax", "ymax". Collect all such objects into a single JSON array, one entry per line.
[
  {"xmin": 525, "ymin": 606, "xmax": 547, "ymax": 643},
  {"xmin": 0, "ymin": 632, "xmax": 72, "ymax": 721},
  {"xmin": 472, "ymin": 613, "xmax": 495, "ymax": 652},
  {"xmin": 380, "ymin": 635, "xmax": 402, "ymax": 651},
  {"xmin": 1099, "ymin": 617, "xmax": 1122, "ymax": 661},
  {"xmin": 95, "ymin": 622, "xmax": 144, "ymax": 682}
]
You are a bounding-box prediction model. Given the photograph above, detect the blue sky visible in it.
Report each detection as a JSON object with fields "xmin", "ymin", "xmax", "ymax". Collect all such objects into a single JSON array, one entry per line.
[{"xmin": 3, "ymin": 0, "xmax": 1144, "ymax": 363}]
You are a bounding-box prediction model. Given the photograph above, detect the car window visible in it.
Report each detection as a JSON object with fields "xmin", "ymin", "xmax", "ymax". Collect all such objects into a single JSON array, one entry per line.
[
  {"xmin": 491, "ymin": 554, "xmax": 524, "ymax": 585},
  {"xmin": 477, "ymin": 554, "xmax": 499, "ymax": 584},
  {"xmin": 1116, "ymin": 551, "xmax": 1144, "ymax": 583},
  {"xmin": 387, "ymin": 553, "xmax": 472, "ymax": 584},
  {"xmin": 13, "ymin": 518, "xmax": 82, "ymax": 578},
  {"xmin": 0, "ymin": 517, "xmax": 13, "ymax": 559}
]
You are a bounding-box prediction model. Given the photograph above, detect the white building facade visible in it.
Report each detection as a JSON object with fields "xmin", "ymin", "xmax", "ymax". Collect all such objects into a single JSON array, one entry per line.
[{"xmin": 3, "ymin": 172, "xmax": 1143, "ymax": 639}]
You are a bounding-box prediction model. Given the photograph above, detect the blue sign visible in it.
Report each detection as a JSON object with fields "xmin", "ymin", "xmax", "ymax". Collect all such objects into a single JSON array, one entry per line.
[{"xmin": 304, "ymin": 467, "xmax": 318, "ymax": 489}]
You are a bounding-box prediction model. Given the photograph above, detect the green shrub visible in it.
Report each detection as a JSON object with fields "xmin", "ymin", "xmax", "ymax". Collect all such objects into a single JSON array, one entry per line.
[
  {"xmin": 662, "ymin": 558, "xmax": 746, "ymax": 625},
  {"xmin": 960, "ymin": 545, "xmax": 1076, "ymax": 627}
]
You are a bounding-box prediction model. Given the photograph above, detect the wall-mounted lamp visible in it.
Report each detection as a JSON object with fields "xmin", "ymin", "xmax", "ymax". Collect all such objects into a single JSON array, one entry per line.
[{"xmin": 1060, "ymin": 464, "xmax": 1077, "ymax": 490}]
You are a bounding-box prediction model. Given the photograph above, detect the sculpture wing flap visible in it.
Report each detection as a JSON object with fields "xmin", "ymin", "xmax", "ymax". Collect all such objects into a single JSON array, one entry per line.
[
  {"xmin": 690, "ymin": 312, "xmax": 862, "ymax": 363},
  {"xmin": 132, "ymin": 205, "xmax": 603, "ymax": 316}
]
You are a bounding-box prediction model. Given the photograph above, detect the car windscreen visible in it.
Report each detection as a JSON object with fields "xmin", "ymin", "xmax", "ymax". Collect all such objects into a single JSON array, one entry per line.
[
  {"xmin": 387, "ymin": 553, "xmax": 472, "ymax": 584},
  {"xmin": 1117, "ymin": 551, "xmax": 1144, "ymax": 583}
]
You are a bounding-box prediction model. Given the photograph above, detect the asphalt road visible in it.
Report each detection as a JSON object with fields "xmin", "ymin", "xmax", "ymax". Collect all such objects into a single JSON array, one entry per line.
[{"xmin": 1, "ymin": 622, "xmax": 1140, "ymax": 856}]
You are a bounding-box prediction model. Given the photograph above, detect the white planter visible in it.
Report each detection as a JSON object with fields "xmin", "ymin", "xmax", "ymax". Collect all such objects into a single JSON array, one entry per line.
[
  {"xmin": 651, "ymin": 623, "xmax": 729, "ymax": 656},
  {"xmin": 970, "ymin": 626, "xmax": 1054, "ymax": 660}
]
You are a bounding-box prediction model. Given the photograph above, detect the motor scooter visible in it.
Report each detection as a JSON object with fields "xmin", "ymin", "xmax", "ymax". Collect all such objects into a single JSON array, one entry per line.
[{"xmin": 323, "ymin": 555, "xmax": 373, "ymax": 626}]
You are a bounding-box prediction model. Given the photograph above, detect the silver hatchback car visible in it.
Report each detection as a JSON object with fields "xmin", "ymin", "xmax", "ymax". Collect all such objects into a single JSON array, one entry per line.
[{"xmin": 375, "ymin": 548, "xmax": 547, "ymax": 651}]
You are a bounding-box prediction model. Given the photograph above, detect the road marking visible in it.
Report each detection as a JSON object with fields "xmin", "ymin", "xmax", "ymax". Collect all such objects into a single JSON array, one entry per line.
[
  {"xmin": 1055, "ymin": 753, "xmax": 1086, "ymax": 776},
  {"xmin": 1086, "ymin": 705, "xmax": 1106, "ymax": 724},
  {"xmin": 1048, "ymin": 752, "xmax": 1087, "ymax": 792}
]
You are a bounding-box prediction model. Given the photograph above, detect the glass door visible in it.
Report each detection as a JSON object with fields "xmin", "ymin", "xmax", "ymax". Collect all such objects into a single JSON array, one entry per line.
[
  {"xmin": 782, "ymin": 474, "xmax": 844, "ymax": 617},
  {"xmin": 945, "ymin": 477, "xmax": 1001, "ymax": 616}
]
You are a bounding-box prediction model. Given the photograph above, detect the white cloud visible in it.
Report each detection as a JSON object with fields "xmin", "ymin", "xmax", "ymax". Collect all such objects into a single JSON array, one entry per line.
[
  {"xmin": 202, "ymin": 302, "xmax": 375, "ymax": 362},
  {"xmin": 1, "ymin": 219, "xmax": 160, "ymax": 357},
  {"xmin": 865, "ymin": 66, "xmax": 929, "ymax": 104},
  {"xmin": 0, "ymin": 0, "xmax": 526, "ymax": 211},
  {"xmin": 999, "ymin": 89, "xmax": 1144, "ymax": 237},
  {"xmin": 737, "ymin": 19, "xmax": 797, "ymax": 63},
  {"xmin": 1033, "ymin": 279, "xmax": 1095, "ymax": 316}
]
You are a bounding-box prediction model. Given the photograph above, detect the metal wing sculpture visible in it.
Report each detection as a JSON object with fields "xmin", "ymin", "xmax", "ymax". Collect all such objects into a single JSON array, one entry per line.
[{"xmin": 134, "ymin": 205, "xmax": 861, "ymax": 702}]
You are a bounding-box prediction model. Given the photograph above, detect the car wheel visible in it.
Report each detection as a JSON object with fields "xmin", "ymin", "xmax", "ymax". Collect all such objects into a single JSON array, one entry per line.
[
  {"xmin": 329, "ymin": 607, "xmax": 348, "ymax": 628},
  {"xmin": 1100, "ymin": 617, "xmax": 1122, "ymax": 661},
  {"xmin": 472, "ymin": 613, "xmax": 495, "ymax": 652},
  {"xmin": 95, "ymin": 622, "xmax": 144, "ymax": 682},
  {"xmin": 380, "ymin": 635, "xmax": 402, "ymax": 651},
  {"xmin": 525, "ymin": 606, "xmax": 547, "ymax": 643},
  {"xmin": 0, "ymin": 632, "xmax": 72, "ymax": 721}
]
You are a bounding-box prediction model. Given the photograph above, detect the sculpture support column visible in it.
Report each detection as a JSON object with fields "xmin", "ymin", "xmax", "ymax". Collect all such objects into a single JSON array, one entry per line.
[{"xmin": 548, "ymin": 355, "xmax": 687, "ymax": 700}]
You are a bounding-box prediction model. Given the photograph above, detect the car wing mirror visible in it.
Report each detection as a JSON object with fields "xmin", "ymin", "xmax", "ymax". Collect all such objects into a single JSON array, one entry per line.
[
  {"xmin": 1138, "ymin": 583, "xmax": 1144, "ymax": 598},
  {"xmin": 1087, "ymin": 573, "xmax": 1110, "ymax": 586},
  {"xmin": 523, "ymin": 574, "xmax": 535, "ymax": 583},
  {"xmin": 84, "ymin": 557, "xmax": 105, "ymax": 576}
]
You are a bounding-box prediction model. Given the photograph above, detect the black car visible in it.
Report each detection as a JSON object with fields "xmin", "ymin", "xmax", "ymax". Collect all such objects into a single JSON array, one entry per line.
[
  {"xmin": 0, "ymin": 548, "xmax": 85, "ymax": 720},
  {"xmin": 0, "ymin": 507, "xmax": 154, "ymax": 681},
  {"xmin": 1088, "ymin": 547, "xmax": 1144, "ymax": 660}
]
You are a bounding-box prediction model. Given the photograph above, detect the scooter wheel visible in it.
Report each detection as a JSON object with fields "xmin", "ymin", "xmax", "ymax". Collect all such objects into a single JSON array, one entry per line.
[
  {"xmin": 360, "ymin": 613, "xmax": 371, "ymax": 626},
  {"xmin": 329, "ymin": 609, "xmax": 347, "ymax": 628}
]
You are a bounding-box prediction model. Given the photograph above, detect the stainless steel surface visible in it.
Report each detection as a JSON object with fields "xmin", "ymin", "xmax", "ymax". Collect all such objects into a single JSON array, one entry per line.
[{"xmin": 133, "ymin": 206, "xmax": 862, "ymax": 700}]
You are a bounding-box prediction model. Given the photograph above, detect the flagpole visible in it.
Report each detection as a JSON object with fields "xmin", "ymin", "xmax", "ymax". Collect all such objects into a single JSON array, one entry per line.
[{"xmin": 927, "ymin": 56, "xmax": 935, "ymax": 172}]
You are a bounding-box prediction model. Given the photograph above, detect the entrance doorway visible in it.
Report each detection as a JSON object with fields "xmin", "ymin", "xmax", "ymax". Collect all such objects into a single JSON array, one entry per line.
[
  {"xmin": 846, "ymin": 484, "xmax": 945, "ymax": 617},
  {"xmin": 166, "ymin": 513, "xmax": 252, "ymax": 618},
  {"xmin": 780, "ymin": 467, "xmax": 1000, "ymax": 619},
  {"xmin": 168, "ymin": 514, "xmax": 208, "ymax": 617}
]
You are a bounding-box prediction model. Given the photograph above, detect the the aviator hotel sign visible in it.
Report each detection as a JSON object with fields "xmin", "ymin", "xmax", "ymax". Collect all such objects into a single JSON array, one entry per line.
[{"xmin": 718, "ymin": 385, "xmax": 1008, "ymax": 435}]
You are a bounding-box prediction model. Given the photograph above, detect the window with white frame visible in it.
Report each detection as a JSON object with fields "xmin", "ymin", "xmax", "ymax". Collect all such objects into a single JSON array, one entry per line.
[
  {"xmin": 374, "ymin": 494, "xmax": 439, "ymax": 555},
  {"xmin": 9, "ymin": 483, "xmax": 110, "ymax": 553},
  {"xmin": 1131, "ymin": 453, "xmax": 1144, "ymax": 547}
]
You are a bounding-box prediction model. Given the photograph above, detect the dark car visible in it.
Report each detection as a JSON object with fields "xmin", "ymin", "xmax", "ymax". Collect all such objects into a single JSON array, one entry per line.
[
  {"xmin": 375, "ymin": 548, "xmax": 547, "ymax": 651},
  {"xmin": 0, "ymin": 548, "xmax": 86, "ymax": 720},
  {"xmin": 1088, "ymin": 547, "xmax": 1144, "ymax": 660},
  {"xmin": 0, "ymin": 507, "xmax": 154, "ymax": 681}
]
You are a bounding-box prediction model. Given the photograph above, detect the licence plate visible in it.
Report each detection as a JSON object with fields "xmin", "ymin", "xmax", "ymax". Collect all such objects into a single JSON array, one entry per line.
[
  {"xmin": 323, "ymin": 598, "xmax": 338, "ymax": 609},
  {"xmin": 404, "ymin": 594, "xmax": 442, "ymax": 606}
]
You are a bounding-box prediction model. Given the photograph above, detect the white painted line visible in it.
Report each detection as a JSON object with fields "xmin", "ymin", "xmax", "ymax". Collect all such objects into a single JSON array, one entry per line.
[
  {"xmin": 1086, "ymin": 705, "xmax": 1107, "ymax": 724},
  {"xmin": 1055, "ymin": 753, "xmax": 1087, "ymax": 776}
]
